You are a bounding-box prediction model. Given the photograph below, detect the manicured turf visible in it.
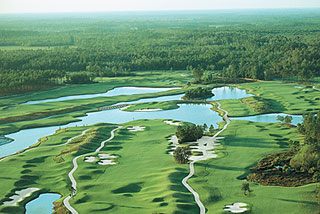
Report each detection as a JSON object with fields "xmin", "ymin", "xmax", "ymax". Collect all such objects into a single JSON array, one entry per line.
[
  {"xmin": 1, "ymin": 80, "xmax": 319, "ymax": 214},
  {"xmin": 0, "ymin": 120, "xmax": 198, "ymax": 214},
  {"xmin": 0, "ymin": 124, "xmax": 112, "ymax": 213},
  {"xmin": 71, "ymin": 120, "xmax": 197, "ymax": 214},
  {"xmin": 189, "ymin": 120, "xmax": 318, "ymax": 214},
  {"xmin": 0, "ymin": 71, "xmax": 190, "ymax": 106},
  {"xmin": 220, "ymin": 81, "xmax": 320, "ymax": 117},
  {"xmin": 0, "ymin": 71, "xmax": 189, "ymax": 135},
  {"xmin": 123, "ymin": 101, "xmax": 180, "ymax": 112}
]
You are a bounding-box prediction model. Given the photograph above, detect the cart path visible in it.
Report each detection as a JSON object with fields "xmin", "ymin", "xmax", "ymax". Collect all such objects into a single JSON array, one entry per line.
[
  {"xmin": 182, "ymin": 102, "xmax": 230, "ymax": 214},
  {"xmin": 63, "ymin": 126, "xmax": 122, "ymax": 214}
]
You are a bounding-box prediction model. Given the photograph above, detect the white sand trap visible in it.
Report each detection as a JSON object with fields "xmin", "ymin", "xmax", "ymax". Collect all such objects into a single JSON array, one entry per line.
[
  {"xmin": 168, "ymin": 135, "xmax": 181, "ymax": 155},
  {"xmin": 164, "ymin": 120, "xmax": 181, "ymax": 126},
  {"xmin": 98, "ymin": 160, "xmax": 117, "ymax": 165},
  {"xmin": 224, "ymin": 203, "xmax": 248, "ymax": 213},
  {"xmin": 134, "ymin": 109, "xmax": 162, "ymax": 112},
  {"xmin": 84, "ymin": 156, "xmax": 96, "ymax": 162},
  {"xmin": 98, "ymin": 153, "xmax": 117, "ymax": 159},
  {"xmin": 2, "ymin": 187, "xmax": 39, "ymax": 206},
  {"xmin": 188, "ymin": 136, "xmax": 220, "ymax": 162},
  {"xmin": 127, "ymin": 126, "xmax": 146, "ymax": 132},
  {"xmin": 294, "ymin": 86, "xmax": 303, "ymax": 89},
  {"xmin": 302, "ymin": 89, "xmax": 309, "ymax": 91}
]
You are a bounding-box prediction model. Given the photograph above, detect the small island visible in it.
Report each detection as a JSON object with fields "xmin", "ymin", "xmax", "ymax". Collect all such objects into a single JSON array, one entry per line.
[
  {"xmin": 0, "ymin": 135, "xmax": 14, "ymax": 146},
  {"xmin": 182, "ymin": 87, "xmax": 214, "ymax": 100}
]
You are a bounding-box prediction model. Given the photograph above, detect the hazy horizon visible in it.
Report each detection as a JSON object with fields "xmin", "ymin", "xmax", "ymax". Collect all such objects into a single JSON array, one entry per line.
[{"xmin": 0, "ymin": 0, "xmax": 320, "ymax": 14}]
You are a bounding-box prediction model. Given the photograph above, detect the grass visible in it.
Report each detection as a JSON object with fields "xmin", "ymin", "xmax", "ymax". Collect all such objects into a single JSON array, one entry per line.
[
  {"xmin": 0, "ymin": 71, "xmax": 189, "ymax": 135},
  {"xmin": 0, "ymin": 125, "xmax": 95, "ymax": 213},
  {"xmin": 123, "ymin": 101, "xmax": 180, "ymax": 112},
  {"xmin": 0, "ymin": 89, "xmax": 183, "ymax": 135},
  {"xmin": 0, "ymin": 46, "xmax": 53, "ymax": 50},
  {"xmin": 219, "ymin": 81, "xmax": 320, "ymax": 117},
  {"xmin": 0, "ymin": 70, "xmax": 190, "ymax": 107},
  {"xmin": 0, "ymin": 120, "xmax": 198, "ymax": 214},
  {"xmin": 71, "ymin": 120, "xmax": 197, "ymax": 214},
  {"xmin": 1, "ymin": 79, "xmax": 319, "ymax": 213},
  {"xmin": 189, "ymin": 120, "xmax": 318, "ymax": 214}
]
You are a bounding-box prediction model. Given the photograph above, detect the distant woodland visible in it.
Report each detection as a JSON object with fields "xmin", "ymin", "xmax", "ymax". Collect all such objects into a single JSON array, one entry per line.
[{"xmin": 0, "ymin": 9, "xmax": 320, "ymax": 94}]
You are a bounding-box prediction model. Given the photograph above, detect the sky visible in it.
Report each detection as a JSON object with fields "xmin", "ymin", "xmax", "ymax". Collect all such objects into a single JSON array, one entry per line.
[{"xmin": 0, "ymin": 0, "xmax": 320, "ymax": 14}]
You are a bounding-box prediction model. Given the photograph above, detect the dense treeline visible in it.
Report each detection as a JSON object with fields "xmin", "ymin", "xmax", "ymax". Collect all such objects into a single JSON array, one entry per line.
[
  {"xmin": 246, "ymin": 112, "xmax": 320, "ymax": 188},
  {"xmin": 176, "ymin": 124, "xmax": 203, "ymax": 143},
  {"xmin": 1, "ymin": 10, "xmax": 320, "ymax": 94},
  {"xmin": 292, "ymin": 112, "xmax": 320, "ymax": 179},
  {"xmin": 183, "ymin": 87, "xmax": 214, "ymax": 99},
  {"xmin": 248, "ymin": 112, "xmax": 320, "ymax": 186}
]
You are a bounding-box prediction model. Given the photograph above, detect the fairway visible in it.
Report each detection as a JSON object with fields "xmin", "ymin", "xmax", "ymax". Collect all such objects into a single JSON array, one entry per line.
[
  {"xmin": 1, "ymin": 8, "xmax": 320, "ymax": 214},
  {"xmin": 189, "ymin": 120, "xmax": 318, "ymax": 214}
]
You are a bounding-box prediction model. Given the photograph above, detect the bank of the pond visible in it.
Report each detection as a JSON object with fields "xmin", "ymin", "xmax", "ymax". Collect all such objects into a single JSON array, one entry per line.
[{"xmin": 25, "ymin": 193, "xmax": 61, "ymax": 214}]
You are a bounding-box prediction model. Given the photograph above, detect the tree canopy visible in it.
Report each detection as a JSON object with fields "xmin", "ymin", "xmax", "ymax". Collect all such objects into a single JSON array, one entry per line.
[{"xmin": 1, "ymin": 11, "xmax": 320, "ymax": 95}]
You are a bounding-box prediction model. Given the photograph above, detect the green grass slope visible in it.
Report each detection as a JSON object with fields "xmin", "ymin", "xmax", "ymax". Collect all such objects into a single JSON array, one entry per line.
[
  {"xmin": 71, "ymin": 119, "xmax": 197, "ymax": 214},
  {"xmin": 0, "ymin": 120, "xmax": 198, "ymax": 214},
  {"xmin": 220, "ymin": 81, "xmax": 320, "ymax": 117},
  {"xmin": 189, "ymin": 120, "xmax": 318, "ymax": 214}
]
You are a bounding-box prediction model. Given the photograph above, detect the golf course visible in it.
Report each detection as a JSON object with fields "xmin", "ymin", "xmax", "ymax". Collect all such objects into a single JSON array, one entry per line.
[
  {"xmin": 1, "ymin": 9, "xmax": 320, "ymax": 214},
  {"xmin": 0, "ymin": 70, "xmax": 319, "ymax": 213}
]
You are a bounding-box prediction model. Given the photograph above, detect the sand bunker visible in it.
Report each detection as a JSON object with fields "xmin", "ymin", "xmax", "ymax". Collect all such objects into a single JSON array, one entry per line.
[
  {"xmin": 97, "ymin": 153, "xmax": 117, "ymax": 165},
  {"xmin": 224, "ymin": 203, "xmax": 248, "ymax": 213},
  {"xmin": 134, "ymin": 109, "xmax": 162, "ymax": 112},
  {"xmin": 127, "ymin": 126, "xmax": 146, "ymax": 132},
  {"xmin": 98, "ymin": 160, "xmax": 117, "ymax": 165},
  {"xmin": 188, "ymin": 136, "xmax": 220, "ymax": 162},
  {"xmin": 294, "ymin": 86, "xmax": 303, "ymax": 89},
  {"xmin": 167, "ymin": 135, "xmax": 220, "ymax": 159},
  {"xmin": 167, "ymin": 135, "xmax": 180, "ymax": 155},
  {"xmin": 164, "ymin": 120, "xmax": 181, "ymax": 126},
  {"xmin": 98, "ymin": 153, "xmax": 117, "ymax": 159},
  {"xmin": 2, "ymin": 187, "xmax": 39, "ymax": 206},
  {"xmin": 84, "ymin": 156, "xmax": 96, "ymax": 162}
]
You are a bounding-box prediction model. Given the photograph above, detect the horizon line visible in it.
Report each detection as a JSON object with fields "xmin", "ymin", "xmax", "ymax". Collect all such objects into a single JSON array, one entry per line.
[{"xmin": 1, "ymin": 7, "xmax": 320, "ymax": 15}]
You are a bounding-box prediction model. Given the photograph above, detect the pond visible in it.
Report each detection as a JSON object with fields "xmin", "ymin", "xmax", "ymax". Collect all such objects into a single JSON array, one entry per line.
[
  {"xmin": 231, "ymin": 113, "xmax": 303, "ymax": 126},
  {"xmin": 0, "ymin": 86, "xmax": 263, "ymax": 158},
  {"xmin": 23, "ymin": 87, "xmax": 181, "ymax": 105},
  {"xmin": 208, "ymin": 86, "xmax": 254, "ymax": 101},
  {"xmin": 25, "ymin": 193, "xmax": 60, "ymax": 214},
  {"xmin": 1, "ymin": 101, "xmax": 222, "ymax": 158}
]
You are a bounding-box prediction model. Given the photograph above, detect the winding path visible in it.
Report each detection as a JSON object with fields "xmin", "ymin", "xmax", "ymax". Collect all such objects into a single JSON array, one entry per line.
[
  {"xmin": 63, "ymin": 126, "xmax": 122, "ymax": 214},
  {"xmin": 182, "ymin": 102, "xmax": 230, "ymax": 214}
]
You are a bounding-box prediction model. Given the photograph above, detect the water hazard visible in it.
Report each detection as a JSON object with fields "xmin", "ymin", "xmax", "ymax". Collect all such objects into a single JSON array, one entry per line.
[
  {"xmin": 23, "ymin": 87, "xmax": 181, "ymax": 105},
  {"xmin": 25, "ymin": 193, "xmax": 61, "ymax": 214}
]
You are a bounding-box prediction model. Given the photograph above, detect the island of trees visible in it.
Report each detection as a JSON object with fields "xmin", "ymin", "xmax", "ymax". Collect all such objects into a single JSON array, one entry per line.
[{"xmin": 183, "ymin": 87, "xmax": 214, "ymax": 100}]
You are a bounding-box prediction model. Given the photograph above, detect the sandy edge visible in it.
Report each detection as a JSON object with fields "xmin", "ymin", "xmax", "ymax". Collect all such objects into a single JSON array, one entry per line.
[{"xmin": 2, "ymin": 187, "xmax": 39, "ymax": 206}]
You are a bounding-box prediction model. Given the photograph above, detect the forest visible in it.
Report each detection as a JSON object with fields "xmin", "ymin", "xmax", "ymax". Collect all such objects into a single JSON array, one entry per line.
[{"xmin": 1, "ymin": 10, "xmax": 320, "ymax": 95}]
